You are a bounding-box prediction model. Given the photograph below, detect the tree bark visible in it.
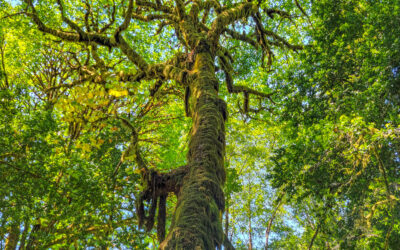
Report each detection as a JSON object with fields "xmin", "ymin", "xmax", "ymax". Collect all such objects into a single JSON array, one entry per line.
[
  {"xmin": 160, "ymin": 41, "xmax": 226, "ymax": 249},
  {"xmin": 5, "ymin": 223, "xmax": 20, "ymax": 250},
  {"xmin": 308, "ymin": 223, "xmax": 320, "ymax": 250},
  {"xmin": 18, "ymin": 220, "xmax": 29, "ymax": 250},
  {"xmin": 265, "ymin": 196, "xmax": 283, "ymax": 250},
  {"xmin": 225, "ymin": 201, "xmax": 230, "ymax": 238},
  {"xmin": 26, "ymin": 222, "xmax": 40, "ymax": 249},
  {"xmin": 248, "ymin": 212, "xmax": 253, "ymax": 250}
]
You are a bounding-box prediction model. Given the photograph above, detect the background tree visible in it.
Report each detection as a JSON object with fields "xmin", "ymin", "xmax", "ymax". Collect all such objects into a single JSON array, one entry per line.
[{"xmin": 269, "ymin": 0, "xmax": 400, "ymax": 248}]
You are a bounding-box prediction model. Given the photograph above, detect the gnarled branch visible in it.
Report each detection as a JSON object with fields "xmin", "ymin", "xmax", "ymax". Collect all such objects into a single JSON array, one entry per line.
[{"xmin": 208, "ymin": 2, "xmax": 258, "ymax": 47}]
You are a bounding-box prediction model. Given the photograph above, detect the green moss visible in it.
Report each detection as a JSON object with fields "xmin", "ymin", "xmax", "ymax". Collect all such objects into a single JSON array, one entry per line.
[{"xmin": 161, "ymin": 43, "xmax": 227, "ymax": 249}]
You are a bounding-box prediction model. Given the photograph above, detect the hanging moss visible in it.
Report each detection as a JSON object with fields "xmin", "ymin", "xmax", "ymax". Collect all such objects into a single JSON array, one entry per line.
[
  {"xmin": 135, "ymin": 166, "xmax": 188, "ymax": 238},
  {"xmin": 157, "ymin": 194, "xmax": 167, "ymax": 242}
]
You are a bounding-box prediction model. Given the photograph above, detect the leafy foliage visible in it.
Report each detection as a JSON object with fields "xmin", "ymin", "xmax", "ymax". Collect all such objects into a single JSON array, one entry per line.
[{"xmin": 0, "ymin": 0, "xmax": 399, "ymax": 249}]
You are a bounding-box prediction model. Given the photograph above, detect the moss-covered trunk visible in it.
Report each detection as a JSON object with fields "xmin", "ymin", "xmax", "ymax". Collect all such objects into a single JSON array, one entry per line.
[{"xmin": 160, "ymin": 44, "xmax": 226, "ymax": 249}]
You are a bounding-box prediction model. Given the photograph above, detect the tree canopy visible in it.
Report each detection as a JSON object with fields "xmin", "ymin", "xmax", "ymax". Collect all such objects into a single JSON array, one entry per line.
[{"xmin": 0, "ymin": 0, "xmax": 399, "ymax": 249}]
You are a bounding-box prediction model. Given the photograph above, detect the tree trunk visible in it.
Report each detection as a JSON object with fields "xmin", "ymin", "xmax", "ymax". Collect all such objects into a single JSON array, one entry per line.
[
  {"xmin": 225, "ymin": 201, "xmax": 230, "ymax": 237},
  {"xmin": 26, "ymin": 222, "xmax": 40, "ymax": 249},
  {"xmin": 160, "ymin": 42, "xmax": 226, "ymax": 249},
  {"xmin": 265, "ymin": 196, "xmax": 283, "ymax": 250},
  {"xmin": 5, "ymin": 223, "xmax": 20, "ymax": 250},
  {"xmin": 308, "ymin": 223, "xmax": 320, "ymax": 250},
  {"xmin": 248, "ymin": 212, "xmax": 253, "ymax": 250},
  {"xmin": 18, "ymin": 220, "xmax": 29, "ymax": 250}
]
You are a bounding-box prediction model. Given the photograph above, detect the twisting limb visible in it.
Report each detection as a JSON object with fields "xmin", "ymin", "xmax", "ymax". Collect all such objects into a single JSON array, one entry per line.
[
  {"xmin": 252, "ymin": 10, "xmax": 303, "ymax": 68},
  {"xmin": 99, "ymin": 0, "xmax": 116, "ymax": 33},
  {"xmin": 223, "ymin": 28, "xmax": 259, "ymax": 49},
  {"xmin": 217, "ymin": 50, "xmax": 274, "ymax": 114},
  {"xmin": 0, "ymin": 11, "xmax": 27, "ymax": 20},
  {"xmin": 24, "ymin": 0, "xmax": 150, "ymax": 73},
  {"xmin": 195, "ymin": 0, "xmax": 222, "ymax": 13},
  {"xmin": 115, "ymin": 35, "xmax": 149, "ymax": 72},
  {"xmin": 155, "ymin": 21, "xmax": 171, "ymax": 35},
  {"xmin": 208, "ymin": 2, "xmax": 258, "ymax": 47},
  {"xmin": 114, "ymin": 0, "xmax": 134, "ymax": 38},
  {"xmin": 256, "ymin": 20, "xmax": 303, "ymax": 51},
  {"xmin": 293, "ymin": 0, "xmax": 314, "ymax": 29},
  {"xmin": 136, "ymin": 0, "xmax": 173, "ymax": 13},
  {"xmin": 56, "ymin": 0, "xmax": 86, "ymax": 38},
  {"xmin": 25, "ymin": 0, "xmax": 88, "ymax": 42},
  {"xmin": 117, "ymin": 117, "xmax": 148, "ymax": 170},
  {"xmin": 83, "ymin": 0, "xmax": 91, "ymax": 32},
  {"xmin": 174, "ymin": 0, "xmax": 186, "ymax": 19},
  {"xmin": 150, "ymin": 80, "xmax": 164, "ymax": 97},
  {"xmin": 201, "ymin": 7, "xmax": 211, "ymax": 24},
  {"xmin": 218, "ymin": 52, "xmax": 274, "ymax": 99},
  {"xmin": 265, "ymin": 8, "xmax": 294, "ymax": 23},
  {"xmin": 252, "ymin": 12, "xmax": 273, "ymax": 68},
  {"xmin": 131, "ymin": 13, "xmax": 179, "ymax": 23},
  {"xmin": 117, "ymin": 62, "xmax": 189, "ymax": 86}
]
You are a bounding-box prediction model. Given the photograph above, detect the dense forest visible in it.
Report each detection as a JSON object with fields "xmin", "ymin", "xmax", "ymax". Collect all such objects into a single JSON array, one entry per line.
[{"xmin": 0, "ymin": 0, "xmax": 399, "ymax": 249}]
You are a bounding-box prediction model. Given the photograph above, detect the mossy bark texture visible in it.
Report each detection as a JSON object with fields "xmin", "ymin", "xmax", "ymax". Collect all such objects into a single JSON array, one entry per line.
[{"xmin": 160, "ymin": 43, "xmax": 226, "ymax": 249}]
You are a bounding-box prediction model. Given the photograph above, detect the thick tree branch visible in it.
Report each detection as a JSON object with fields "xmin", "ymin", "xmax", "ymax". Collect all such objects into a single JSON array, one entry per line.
[
  {"xmin": 258, "ymin": 23, "xmax": 303, "ymax": 51},
  {"xmin": 218, "ymin": 52, "xmax": 273, "ymax": 100},
  {"xmin": 56, "ymin": 0, "xmax": 86, "ymax": 38},
  {"xmin": 208, "ymin": 2, "xmax": 258, "ymax": 46},
  {"xmin": 114, "ymin": 0, "xmax": 134, "ymax": 37},
  {"xmin": 116, "ymin": 34, "xmax": 149, "ymax": 72},
  {"xmin": 131, "ymin": 13, "xmax": 179, "ymax": 22},
  {"xmin": 99, "ymin": 1, "xmax": 116, "ymax": 33},
  {"xmin": 195, "ymin": 0, "xmax": 222, "ymax": 12},
  {"xmin": 118, "ymin": 63, "xmax": 189, "ymax": 86},
  {"xmin": 224, "ymin": 28, "xmax": 259, "ymax": 49},
  {"xmin": 117, "ymin": 116, "xmax": 148, "ymax": 171},
  {"xmin": 136, "ymin": 0, "xmax": 173, "ymax": 13},
  {"xmin": 24, "ymin": 0, "xmax": 150, "ymax": 73},
  {"xmin": 136, "ymin": 165, "xmax": 188, "ymax": 239},
  {"xmin": 174, "ymin": 0, "xmax": 186, "ymax": 19}
]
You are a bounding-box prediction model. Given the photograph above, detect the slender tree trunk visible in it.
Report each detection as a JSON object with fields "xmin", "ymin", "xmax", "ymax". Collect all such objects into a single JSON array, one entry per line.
[
  {"xmin": 26, "ymin": 222, "xmax": 40, "ymax": 249},
  {"xmin": 248, "ymin": 212, "xmax": 253, "ymax": 250},
  {"xmin": 18, "ymin": 220, "xmax": 29, "ymax": 250},
  {"xmin": 0, "ymin": 35, "xmax": 9, "ymax": 88},
  {"xmin": 265, "ymin": 197, "xmax": 283, "ymax": 250},
  {"xmin": 308, "ymin": 223, "xmax": 320, "ymax": 250},
  {"xmin": 225, "ymin": 201, "xmax": 230, "ymax": 237},
  {"xmin": 5, "ymin": 223, "xmax": 20, "ymax": 250},
  {"xmin": 160, "ymin": 42, "xmax": 226, "ymax": 249}
]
